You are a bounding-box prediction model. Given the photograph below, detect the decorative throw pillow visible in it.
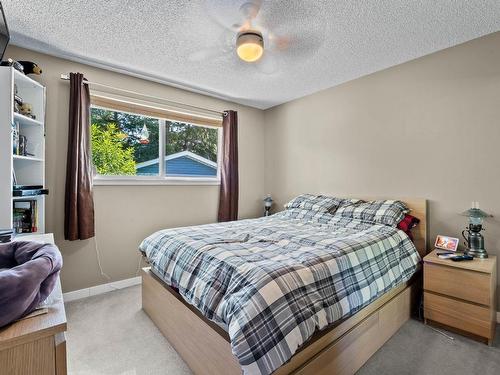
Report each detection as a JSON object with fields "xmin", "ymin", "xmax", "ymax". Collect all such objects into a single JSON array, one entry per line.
[
  {"xmin": 284, "ymin": 194, "xmax": 346, "ymax": 212},
  {"xmin": 333, "ymin": 199, "xmax": 410, "ymax": 227},
  {"xmin": 397, "ymin": 214, "xmax": 420, "ymax": 240}
]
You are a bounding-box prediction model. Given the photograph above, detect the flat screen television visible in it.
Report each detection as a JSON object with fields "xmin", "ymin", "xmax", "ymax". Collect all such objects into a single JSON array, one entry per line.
[{"xmin": 0, "ymin": 2, "xmax": 9, "ymax": 61}]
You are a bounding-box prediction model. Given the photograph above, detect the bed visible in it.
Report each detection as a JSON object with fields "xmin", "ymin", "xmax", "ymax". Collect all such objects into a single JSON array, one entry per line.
[{"xmin": 140, "ymin": 196, "xmax": 427, "ymax": 375}]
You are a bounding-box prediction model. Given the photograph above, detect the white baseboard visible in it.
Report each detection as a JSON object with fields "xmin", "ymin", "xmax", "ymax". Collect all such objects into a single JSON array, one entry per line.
[{"xmin": 63, "ymin": 276, "xmax": 142, "ymax": 302}]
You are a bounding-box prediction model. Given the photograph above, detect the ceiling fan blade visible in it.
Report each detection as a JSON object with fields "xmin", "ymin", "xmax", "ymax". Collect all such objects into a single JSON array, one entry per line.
[
  {"xmin": 204, "ymin": 0, "xmax": 264, "ymax": 32},
  {"xmin": 266, "ymin": 33, "xmax": 291, "ymax": 52},
  {"xmin": 229, "ymin": 20, "xmax": 254, "ymax": 33},
  {"xmin": 202, "ymin": 1, "xmax": 252, "ymax": 32},
  {"xmin": 239, "ymin": 0, "xmax": 263, "ymax": 21},
  {"xmin": 188, "ymin": 48, "xmax": 222, "ymax": 62},
  {"xmin": 267, "ymin": 30, "xmax": 325, "ymax": 61},
  {"xmin": 254, "ymin": 51, "xmax": 279, "ymax": 75},
  {"xmin": 257, "ymin": 0, "xmax": 324, "ymax": 32},
  {"xmin": 188, "ymin": 30, "xmax": 234, "ymax": 62}
]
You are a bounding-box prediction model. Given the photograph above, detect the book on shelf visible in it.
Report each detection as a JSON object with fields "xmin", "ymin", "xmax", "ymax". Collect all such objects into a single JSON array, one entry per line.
[
  {"xmin": 12, "ymin": 121, "xmax": 19, "ymax": 155},
  {"xmin": 13, "ymin": 199, "xmax": 38, "ymax": 234}
]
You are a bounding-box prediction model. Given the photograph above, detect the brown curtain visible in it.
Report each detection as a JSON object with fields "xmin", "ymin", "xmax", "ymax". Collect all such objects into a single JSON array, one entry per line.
[
  {"xmin": 64, "ymin": 73, "xmax": 95, "ymax": 240},
  {"xmin": 218, "ymin": 110, "xmax": 239, "ymax": 222}
]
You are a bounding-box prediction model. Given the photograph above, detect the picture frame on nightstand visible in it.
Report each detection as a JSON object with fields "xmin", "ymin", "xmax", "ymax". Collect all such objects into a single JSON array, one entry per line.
[{"xmin": 434, "ymin": 235, "xmax": 459, "ymax": 252}]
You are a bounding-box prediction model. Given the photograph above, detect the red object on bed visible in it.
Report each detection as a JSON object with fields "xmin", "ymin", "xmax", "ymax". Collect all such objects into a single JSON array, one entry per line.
[{"xmin": 397, "ymin": 214, "xmax": 420, "ymax": 240}]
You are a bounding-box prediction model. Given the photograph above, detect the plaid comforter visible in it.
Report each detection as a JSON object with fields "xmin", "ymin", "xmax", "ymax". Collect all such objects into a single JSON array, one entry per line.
[{"xmin": 139, "ymin": 209, "xmax": 421, "ymax": 375}]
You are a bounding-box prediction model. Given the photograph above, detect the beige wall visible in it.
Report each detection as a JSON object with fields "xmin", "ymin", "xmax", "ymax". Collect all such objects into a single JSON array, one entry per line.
[
  {"xmin": 6, "ymin": 46, "xmax": 266, "ymax": 293},
  {"xmin": 264, "ymin": 32, "xmax": 500, "ymax": 308}
]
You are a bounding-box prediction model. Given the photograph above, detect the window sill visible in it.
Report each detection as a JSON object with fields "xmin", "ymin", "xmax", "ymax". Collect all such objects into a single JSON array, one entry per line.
[{"xmin": 93, "ymin": 176, "xmax": 221, "ymax": 186}]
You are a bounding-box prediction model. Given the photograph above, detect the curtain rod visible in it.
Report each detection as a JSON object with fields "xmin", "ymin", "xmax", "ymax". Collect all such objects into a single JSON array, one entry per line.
[{"xmin": 59, "ymin": 74, "xmax": 225, "ymax": 117}]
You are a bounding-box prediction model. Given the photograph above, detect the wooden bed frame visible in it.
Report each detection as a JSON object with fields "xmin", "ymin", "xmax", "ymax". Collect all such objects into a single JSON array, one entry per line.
[{"xmin": 142, "ymin": 198, "xmax": 427, "ymax": 375}]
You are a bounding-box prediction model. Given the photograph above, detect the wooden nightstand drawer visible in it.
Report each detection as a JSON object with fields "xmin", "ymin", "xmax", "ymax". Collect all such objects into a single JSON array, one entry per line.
[
  {"xmin": 423, "ymin": 250, "xmax": 496, "ymax": 345},
  {"xmin": 424, "ymin": 263, "xmax": 491, "ymax": 306},
  {"xmin": 424, "ymin": 292, "xmax": 493, "ymax": 339}
]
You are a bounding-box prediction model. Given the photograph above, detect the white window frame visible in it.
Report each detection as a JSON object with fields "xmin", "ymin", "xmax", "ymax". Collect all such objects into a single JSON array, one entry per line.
[{"xmin": 90, "ymin": 105, "xmax": 222, "ymax": 186}]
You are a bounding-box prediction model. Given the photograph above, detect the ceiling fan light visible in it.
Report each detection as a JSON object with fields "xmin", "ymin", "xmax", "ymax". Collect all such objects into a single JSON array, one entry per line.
[{"xmin": 236, "ymin": 31, "xmax": 264, "ymax": 62}]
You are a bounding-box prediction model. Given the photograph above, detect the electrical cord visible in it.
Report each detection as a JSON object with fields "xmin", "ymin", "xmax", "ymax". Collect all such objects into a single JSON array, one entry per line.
[
  {"xmin": 135, "ymin": 253, "xmax": 143, "ymax": 276},
  {"xmin": 94, "ymin": 236, "xmax": 112, "ymax": 281},
  {"xmin": 95, "ymin": 235, "xmax": 144, "ymax": 278}
]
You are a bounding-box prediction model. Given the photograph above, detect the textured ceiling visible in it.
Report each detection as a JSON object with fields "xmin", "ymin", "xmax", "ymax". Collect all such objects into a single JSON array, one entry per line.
[{"xmin": 2, "ymin": 0, "xmax": 500, "ymax": 109}]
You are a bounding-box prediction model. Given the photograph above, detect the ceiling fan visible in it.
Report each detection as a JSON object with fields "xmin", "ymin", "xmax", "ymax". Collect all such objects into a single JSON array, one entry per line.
[
  {"xmin": 232, "ymin": 1, "xmax": 266, "ymax": 62},
  {"xmin": 190, "ymin": 0, "xmax": 324, "ymax": 74}
]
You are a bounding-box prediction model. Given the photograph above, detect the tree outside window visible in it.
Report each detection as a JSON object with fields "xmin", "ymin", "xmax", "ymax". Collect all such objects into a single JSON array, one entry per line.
[{"xmin": 90, "ymin": 107, "xmax": 219, "ymax": 177}]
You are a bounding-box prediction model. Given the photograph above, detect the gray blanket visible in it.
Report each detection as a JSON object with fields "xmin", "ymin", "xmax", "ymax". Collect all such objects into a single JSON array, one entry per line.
[{"xmin": 0, "ymin": 241, "xmax": 63, "ymax": 327}]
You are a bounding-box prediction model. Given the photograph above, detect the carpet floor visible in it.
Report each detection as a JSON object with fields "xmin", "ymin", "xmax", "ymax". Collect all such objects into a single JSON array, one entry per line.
[{"xmin": 65, "ymin": 285, "xmax": 500, "ymax": 375}]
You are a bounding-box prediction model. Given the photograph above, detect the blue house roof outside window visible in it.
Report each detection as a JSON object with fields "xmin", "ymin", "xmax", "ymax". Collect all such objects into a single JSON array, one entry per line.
[{"xmin": 135, "ymin": 151, "xmax": 217, "ymax": 177}]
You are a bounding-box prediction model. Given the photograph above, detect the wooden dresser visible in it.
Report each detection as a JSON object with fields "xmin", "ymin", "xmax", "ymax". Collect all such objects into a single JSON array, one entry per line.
[
  {"xmin": 0, "ymin": 233, "xmax": 67, "ymax": 374},
  {"xmin": 423, "ymin": 250, "xmax": 497, "ymax": 345}
]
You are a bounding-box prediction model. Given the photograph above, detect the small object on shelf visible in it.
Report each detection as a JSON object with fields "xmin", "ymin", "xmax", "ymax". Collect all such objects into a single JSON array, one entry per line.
[
  {"xmin": 263, "ymin": 195, "xmax": 273, "ymax": 216},
  {"xmin": 11, "ymin": 121, "xmax": 19, "ymax": 155},
  {"xmin": 12, "ymin": 188, "xmax": 49, "ymax": 197},
  {"xmin": 13, "ymin": 83, "xmax": 23, "ymax": 111},
  {"xmin": 19, "ymin": 102, "xmax": 36, "ymax": 119},
  {"xmin": 0, "ymin": 58, "xmax": 23, "ymax": 73},
  {"xmin": 461, "ymin": 202, "xmax": 492, "ymax": 259},
  {"xmin": 0, "ymin": 228, "xmax": 14, "ymax": 243},
  {"xmin": 13, "ymin": 184, "xmax": 43, "ymax": 190},
  {"xmin": 14, "ymin": 93, "xmax": 23, "ymax": 105},
  {"xmin": 16, "ymin": 134, "xmax": 34, "ymax": 157},
  {"xmin": 18, "ymin": 135, "xmax": 27, "ymax": 156},
  {"xmin": 18, "ymin": 60, "xmax": 42, "ymax": 75}
]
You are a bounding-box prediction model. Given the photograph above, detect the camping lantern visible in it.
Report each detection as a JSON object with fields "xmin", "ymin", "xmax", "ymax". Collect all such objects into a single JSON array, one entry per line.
[{"xmin": 461, "ymin": 202, "xmax": 492, "ymax": 259}]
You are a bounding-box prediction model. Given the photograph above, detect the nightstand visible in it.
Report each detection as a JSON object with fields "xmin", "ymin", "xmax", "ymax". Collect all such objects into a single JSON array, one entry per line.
[{"xmin": 423, "ymin": 250, "xmax": 497, "ymax": 345}]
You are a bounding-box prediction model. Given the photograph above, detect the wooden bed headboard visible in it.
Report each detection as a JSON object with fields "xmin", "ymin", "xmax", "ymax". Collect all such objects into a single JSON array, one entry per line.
[{"xmin": 351, "ymin": 197, "xmax": 427, "ymax": 258}]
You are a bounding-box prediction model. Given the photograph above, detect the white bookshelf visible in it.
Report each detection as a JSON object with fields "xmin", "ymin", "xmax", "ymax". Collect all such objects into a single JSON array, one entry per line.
[{"xmin": 0, "ymin": 67, "xmax": 46, "ymax": 235}]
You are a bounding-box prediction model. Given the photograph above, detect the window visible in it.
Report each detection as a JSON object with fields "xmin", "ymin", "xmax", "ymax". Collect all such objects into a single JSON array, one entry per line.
[
  {"xmin": 90, "ymin": 108, "xmax": 160, "ymax": 176},
  {"xmin": 164, "ymin": 121, "xmax": 218, "ymax": 177},
  {"xmin": 89, "ymin": 95, "xmax": 222, "ymax": 184}
]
